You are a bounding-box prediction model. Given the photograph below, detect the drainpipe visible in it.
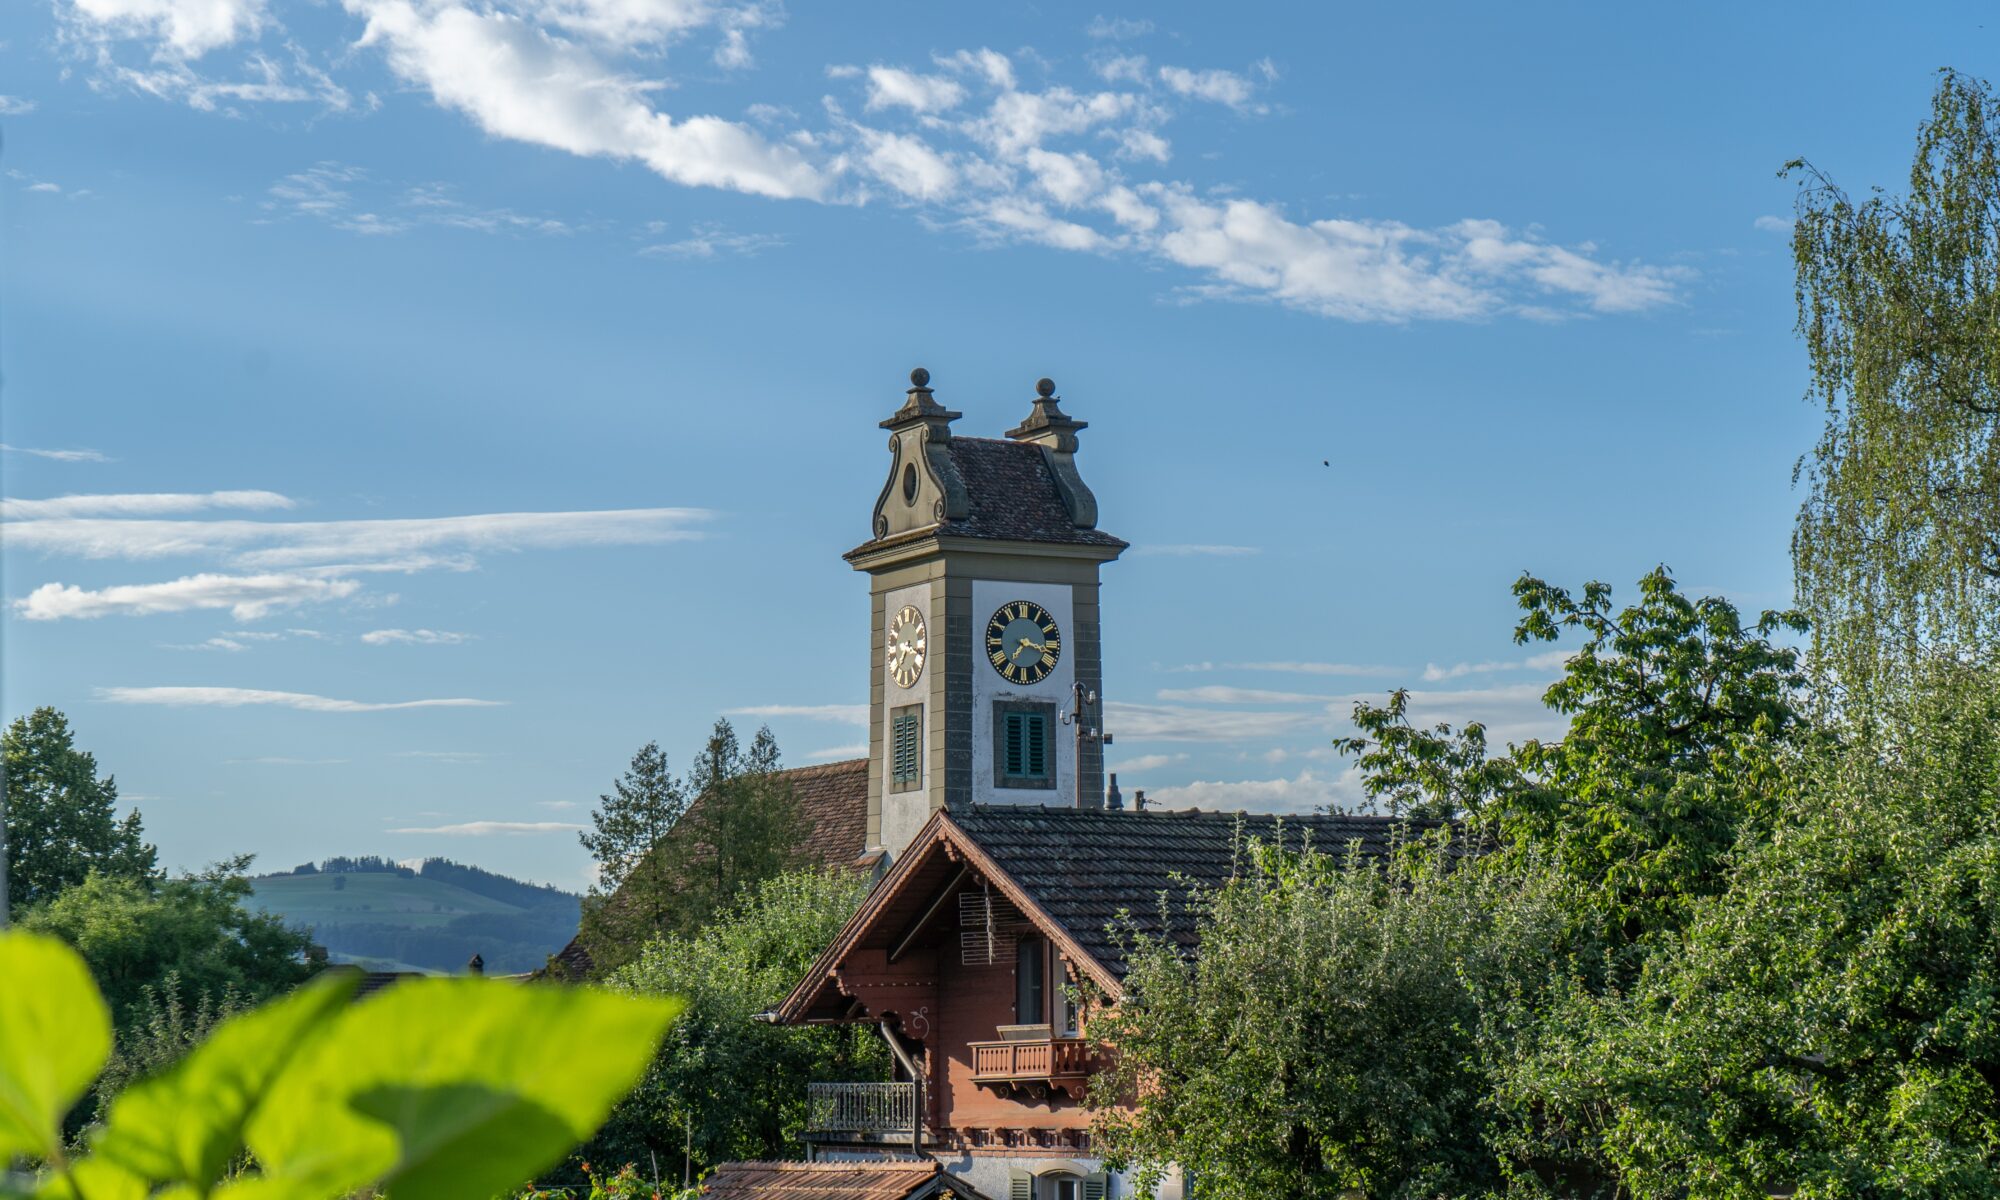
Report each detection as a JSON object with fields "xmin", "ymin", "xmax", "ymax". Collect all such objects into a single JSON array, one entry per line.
[{"xmin": 878, "ymin": 1018, "xmax": 925, "ymax": 1155}]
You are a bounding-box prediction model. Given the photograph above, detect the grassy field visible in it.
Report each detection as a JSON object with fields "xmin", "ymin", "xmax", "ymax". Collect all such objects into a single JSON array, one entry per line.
[{"xmin": 248, "ymin": 872, "xmax": 521, "ymax": 930}]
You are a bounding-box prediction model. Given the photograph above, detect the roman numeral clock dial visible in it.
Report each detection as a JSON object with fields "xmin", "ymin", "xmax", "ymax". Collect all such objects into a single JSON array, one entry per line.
[
  {"xmin": 985, "ymin": 600, "xmax": 1061, "ymax": 685},
  {"xmin": 887, "ymin": 605, "xmax": 927, "ymax": 688}
]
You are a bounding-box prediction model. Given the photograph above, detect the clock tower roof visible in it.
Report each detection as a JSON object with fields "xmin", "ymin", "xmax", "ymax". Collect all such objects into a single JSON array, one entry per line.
[{"xmin": 849, "ymin": 369, "xmax": 1126, "ymax": 563}]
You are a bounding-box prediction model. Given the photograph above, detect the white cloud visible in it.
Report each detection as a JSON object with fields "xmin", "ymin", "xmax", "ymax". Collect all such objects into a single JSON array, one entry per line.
[
  {"xmin": 725, "ymin": 703, "xmax": 868, "ymax": 725},
  {"xmin": 1754, "ymin": 214, "xmax": 1794, "ymax": 235},
  {"xmin": 165, "ymin": 636, "xmax": 251, "ymax": 651},
  {"xmin": 862, "ymin": 65, "xmax": 965, "ymax": 114},
  {"xmin": 1093, "ymin": 54, "xmax": 1148, "ymax": 84},
  {"xmin": 1156, "ymin": 686, "xmax": 1334, "ymax": 704},
  {"xmin": 1130, "ymin": 543, "xmax": 1257, "ymax": 557},
  {"xmin": 0, "ymin": 489, "xmax": 293, "ymax": 520},
  {"xmin": 1212, "ymin": 661, "xmax": 1403, "ymax": 677},
  {"xmin": 361, "ymin": 628, "xmax": 472, "ymax": 645},
  {"xmin": 227, "ymin": 755, "xmax": 349, "ymax": 764},
  {"xmin": 1109, "ymin": 751, "xmax": 1186, "ymax": 773},
  {"xmin": 63, "ymin": 0, "xmax": 270, "ymax": 57},
  {"xmin": 640, "ymin": 223, "xmax": 785, "ymax": 258},
  {"xmin": 16, "ymin": 572, "xmax": 362, "ymax": 621},
  {"xmin": 389, "ymin": 819, "xmax": 582, "ymax": 835},
  {"xmin": 345, "ymin": 0, "xmax": 825, "ymax": 200},
  {"xmin": 1146, "ymin": 768, "xmax": 1358, "ymax": 815},
  {"xmin": 855, "ymin": 128, "xmax": 957, "ymax": 201},
  {"xmin": 934, "ymin": 47, "xmax": 1014, "ymax": 90},
  {"xmin": 4, "ymin": 506, "xmax": 711, "ymax": 565},
  {"xmin": 1084, "ymin": 15, "xmax": 1153, "ymax": 39},
  {"xmin": 1420, "ymin": 649, "xmax": 1569, "ymax": 681},
  {"xmin": 0, "ymin": 444, "xmax": 110, "ymax": 463},
  {"xmin": 538, "ymin": 799, "xmax": 579, "ymax": 809},
  {"xmin": 265, "ymin": 166, "xmax": 576, "ymax": 237},
  {"xmin": 97, "ymin": 686, "xmax": 505, "ymax": 712},
  {"xmin": 806, "ymin": 743, "xmax": 868, "ymax": 760},
  {"xmin": 28, "ymin": 183, "xmax": 61, "ymax": 194},
  {"xmin": 396, "ymin": 749, "xmax": 485, "ymax": 761},
  {"xmin": 1105, "ymin": 701, "xmax": 1327, "ymax": 742},
  {"xmin": 1157, "ymin": 65, "xmax": 1259, "ymax": 111},
  {"xmin": 0, "ymin": 96, "xmax": 38, "ymax": 115}
]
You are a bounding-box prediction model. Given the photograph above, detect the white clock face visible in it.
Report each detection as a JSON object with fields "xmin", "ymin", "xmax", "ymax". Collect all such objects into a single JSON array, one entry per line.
[{"xmin": 887, "ymin": 605, "xmax": 927, "ymax": 688}]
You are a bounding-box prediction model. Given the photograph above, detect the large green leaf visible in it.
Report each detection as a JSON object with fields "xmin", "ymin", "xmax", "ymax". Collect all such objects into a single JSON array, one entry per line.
[
  {"xmin": 0, "ymin": 932, "xmax": 111, "ymax": 1163},
  {"xmin": 91, "ymin": 969, "xmax": 360, "ymax": 1189},
  {"xmin": 246, "ymin": 979, "xmax": 680, "ymax": 1200}
]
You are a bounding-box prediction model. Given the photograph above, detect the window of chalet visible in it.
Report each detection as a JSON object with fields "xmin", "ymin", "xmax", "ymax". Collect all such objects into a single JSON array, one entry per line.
[
  {"xmin": 891, "ymin": 704, "xmax": 922, "ymax": 791},
  {"xmin": 1016, "ymin": 935, "xmax": 1046, "ymax": 1025},
  {"xmin": 1009, "ymin": 1170, "xmax": 1109, "ymax": 1200}
]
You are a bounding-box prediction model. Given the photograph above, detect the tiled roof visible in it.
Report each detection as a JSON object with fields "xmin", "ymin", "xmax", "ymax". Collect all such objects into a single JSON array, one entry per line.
[
  {"xmin": 951, "ymin": 805, "xmax": 1443, "ymax": 978},
  {"xmin": 701, "ymin": 1161, "xmax": 965, "ymax": 1200},
  {"xmin": 854, "ymin": 438, "xmax": 1127, "ymax": 555},
  {"xmin": 539, "ymin": 758, "xmax": 871, "ymax": 980}
]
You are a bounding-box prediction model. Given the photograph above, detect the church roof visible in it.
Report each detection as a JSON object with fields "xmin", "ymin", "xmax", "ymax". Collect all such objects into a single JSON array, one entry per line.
[{"xmin": 851, "ymin": 437, "xmax": 1127, "ymax": 557}]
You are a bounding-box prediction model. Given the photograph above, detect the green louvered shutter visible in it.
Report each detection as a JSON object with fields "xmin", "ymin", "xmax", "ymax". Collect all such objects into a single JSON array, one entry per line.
[
  {"xmin": 892, "ymin": 709, "xmax": 922, "ymax": 784},
  {"xmin": 1083, "ymin": 1172, "xmax": 1108, "ymax": 1200},
  {"xmin": 1009, "ymin": 1168, "xmax": 1033, "ymax": 1200},
  {"xmin": 1025, "ymin": 712, "xmax": 1047, "ymax": 777}
]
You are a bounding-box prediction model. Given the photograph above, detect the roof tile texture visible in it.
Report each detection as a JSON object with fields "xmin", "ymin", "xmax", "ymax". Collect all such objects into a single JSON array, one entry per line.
[
  {"xmin": 951, "ymin": 805, "xmax": 1439, "ymax": 977},
  {"xmin": 701, "ymin": 1160, "xmax": 939, "ymax": 1200}
]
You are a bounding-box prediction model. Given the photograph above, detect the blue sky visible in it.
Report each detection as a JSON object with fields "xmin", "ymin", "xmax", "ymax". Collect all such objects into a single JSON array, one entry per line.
[{"xmin": 1, "ymin": 0, "xmax": 1988, "ymax": 887}]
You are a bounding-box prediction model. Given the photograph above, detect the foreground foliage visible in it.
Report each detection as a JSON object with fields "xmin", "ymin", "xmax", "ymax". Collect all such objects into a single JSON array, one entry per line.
[
  {"xmin": 0, "ymin": 929, "xmax": 680, "ymax": 1200},
  {"xmin": 573, "ymin": 868, "xmax": 884, "ymax": 1184}
]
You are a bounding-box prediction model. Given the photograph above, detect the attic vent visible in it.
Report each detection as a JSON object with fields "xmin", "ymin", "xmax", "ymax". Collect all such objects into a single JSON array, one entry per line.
[{"xmin": 959, "ymin": 881, "xmax": 1028, "ymax": 966}]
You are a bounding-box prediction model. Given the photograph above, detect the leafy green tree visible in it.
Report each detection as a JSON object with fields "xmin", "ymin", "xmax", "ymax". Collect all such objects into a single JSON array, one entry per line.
[
  {"xmin": 3, "ymin": 708, "xmax": 156, "ymax": 915},
  {"xmin": 0, "ymin": 928, "xmax": 679, "ymax": 1200},
  {"xmin": 578, "ymin": 721, "xmax": 809, "ymax": 973},
  {"xmin": 20, "ymin": 856, "xmax": 316, "ymax": 1029},
  {"xmin": 577, "ymin": 868, "xmax": 884, "ymax": 1184},
  {"xmin": 1495, "ymin": 660, "xmax": 2000, "ymax": 1198},
  {"xmin": 1092, "ymin": 839, "xmax": 1577, "ymax": 1200},
  {"xmin": 1788, "ymin": 70, "xmax": 2000, "ymax": 700}
]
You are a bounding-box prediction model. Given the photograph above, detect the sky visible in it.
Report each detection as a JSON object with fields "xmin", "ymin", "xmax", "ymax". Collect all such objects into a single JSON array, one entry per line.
[{"xmin": 0, "ymin": 1, "xmax": 1990, "ymax": 889}]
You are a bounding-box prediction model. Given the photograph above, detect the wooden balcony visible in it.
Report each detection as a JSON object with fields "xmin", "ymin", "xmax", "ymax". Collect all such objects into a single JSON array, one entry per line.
[
  {"xmin": 967, "ymin": 1036, "xmax": 1094, "ymax": 1101},
  {"xmin": 804, "ymin": 1081, "xmax": 916, "ymax": 1139}
]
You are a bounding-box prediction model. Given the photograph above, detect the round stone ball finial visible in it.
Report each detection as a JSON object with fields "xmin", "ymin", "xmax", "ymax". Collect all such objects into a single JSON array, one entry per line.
[
  {"xmin": 910, "ymin": 367, "xmax": 931, "ymax": 388},
  {"xmin": 1036, "ymin": 377, "xmax": 1056, "ymax": 398}
]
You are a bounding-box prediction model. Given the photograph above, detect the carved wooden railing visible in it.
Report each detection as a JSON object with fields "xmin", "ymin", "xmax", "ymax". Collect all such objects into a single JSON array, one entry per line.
[
  {"xmin": 805, "ymin": 1081, "xmax": 916, "ymax": 1135},
  {"xmin": 967, "ymin": 1036, "xmax": 1093, "ymax": 1084}
]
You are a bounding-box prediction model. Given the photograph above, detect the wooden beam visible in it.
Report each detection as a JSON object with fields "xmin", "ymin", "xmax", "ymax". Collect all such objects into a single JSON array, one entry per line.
[{"xmin": 889, "ymin": 864, "xmax": 970, "ymax": 963}]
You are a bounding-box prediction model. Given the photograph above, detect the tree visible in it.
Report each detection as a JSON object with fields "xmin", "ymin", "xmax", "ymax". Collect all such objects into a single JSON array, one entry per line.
[
  {"xmin": 1091, "ymin": 839, "xmax": 1577, "ymax": 1200},
  {"xmin": 20, "ymin": 856, "xmax": 317, "ymax": 1030},
  {"xmin": 576, "ymin": 868, "xmax": 885, "ymax": 1184},
  {"xmin": 1495, "ymin": 660, "xmax": 2000, "ymax": 1198},
  {"xmin": 3, "ymin": 707, "xmax": 157, "ymax": 915},
  {"xmin": 1789, "ymin": 70, "xmax": 2000, "ymax": 700},
  {"xmin": 575, "ymin": 721, "xmax": 808, "ymax": 974}
]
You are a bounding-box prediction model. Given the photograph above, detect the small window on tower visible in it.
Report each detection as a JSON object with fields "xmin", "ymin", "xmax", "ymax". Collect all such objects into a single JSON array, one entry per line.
[
  {"xmin": 891, "ymin": 705, "xmax": 922, "ymax": 792},
  {"xmin": 993, "ymin": 702, "xmax": 1055, "ymax": 789},
  {"xmin": 902, "ymin": 463, "xmax": 919, "ymax": 505}
]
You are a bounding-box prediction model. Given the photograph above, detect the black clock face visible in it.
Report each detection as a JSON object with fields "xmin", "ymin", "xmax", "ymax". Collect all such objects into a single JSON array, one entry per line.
[{"xmin": 986, "ymin": 600, "xmax": 1061, "ymax": 685}]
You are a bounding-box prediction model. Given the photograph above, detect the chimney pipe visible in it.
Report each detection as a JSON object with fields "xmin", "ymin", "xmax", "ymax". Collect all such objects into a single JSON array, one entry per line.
[{"xmin": 1105, "ymin": 773, "xmax": 1123, "ymax": 811}]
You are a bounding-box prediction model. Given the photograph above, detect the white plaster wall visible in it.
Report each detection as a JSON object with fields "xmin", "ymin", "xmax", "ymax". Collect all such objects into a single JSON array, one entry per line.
[
  {"xmin": 936, "ymin": 1154, "xmax": 1182, "ymax": 1200},
  {"xmin": 970, "ymin": 579, "xmax": 1076, "ymax": 808},
  {"xmin": 880, "ymin": 580, "xmax": 935, "ymax": 856}
]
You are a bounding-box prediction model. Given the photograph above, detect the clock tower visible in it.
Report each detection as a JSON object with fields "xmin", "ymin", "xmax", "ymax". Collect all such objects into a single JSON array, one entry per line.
[{"xmin": 845, "ymin": 368, "xmax": 1127, "ymax": 860}]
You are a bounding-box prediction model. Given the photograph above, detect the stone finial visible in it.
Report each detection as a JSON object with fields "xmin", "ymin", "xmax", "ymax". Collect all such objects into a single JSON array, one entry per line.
[
  {"xmin": 886, "ymin": 364, "xmax": 956, "ymax": 426},
  {"xmin": 1006, "ymin": 376, "xmax": 1087, "ymax": 451}
]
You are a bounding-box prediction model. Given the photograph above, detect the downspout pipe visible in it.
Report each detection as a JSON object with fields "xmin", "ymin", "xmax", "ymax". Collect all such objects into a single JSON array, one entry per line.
[{"xmin": 879, "ymin": 1017, "xmax": 925, "ymax": 1155}]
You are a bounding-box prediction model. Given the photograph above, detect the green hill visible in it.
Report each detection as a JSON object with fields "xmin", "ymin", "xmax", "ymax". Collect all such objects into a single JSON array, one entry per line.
[{"xmin": 249, "ymin": 857, "xmax": 581, "ymax": 975}]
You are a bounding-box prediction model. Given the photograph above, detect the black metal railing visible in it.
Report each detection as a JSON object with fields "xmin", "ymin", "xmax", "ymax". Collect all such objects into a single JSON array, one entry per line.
[{"xmin": 805, "ymin": 1081, "xmax": 916, "ymax": 1135}]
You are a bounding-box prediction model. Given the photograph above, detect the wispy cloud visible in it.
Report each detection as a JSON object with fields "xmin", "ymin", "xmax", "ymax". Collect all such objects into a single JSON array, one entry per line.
[
  {"xmin": 1420, "ymin": 649, "xmax": 1568, "ymax": 682},
  {"xmin": 395, "ymin": 750, "xmax": 485, "ymax": 762},
  {"xmin": 1156, "ymin": 685, "xmax": 1334, "ymax": 704},
  {"xmin": 1130, "ymin": 543, "xmax": 1259, "ymax": 557},
  {"xmin": 726, "ymin": 703, "xmax": 869, "ymax": 725},
  {"xmin": 389, "ymin": 819, "xmax": 583, "ymax": 835},
  {"xmin": 1147, "ymin": 767, "xmax": 1359, "ymax": 815},
  {"xmin": 537, "ymin": 799, "xmax": 578, "ymax": 810},
  {"xmin": 1167, "ymin": 660, "xmax": 1402, "ymax": 677},
  {"xmin": 0, "ymin": 96, "xmax": 38, "ymax": 115},
  {"xmin": 263, "ymin": 164, "xmax": 578, "ymax": 236},
  {"xmin": 0, "ymin": 490, "xmax": 292, "ymax": 520},
  {"xmin": 1106, "ymin": 701, "xmax": 1327, "ymax": 742},
  {"xmin": 362, "ymin": 628, "xmax": 471, "ymax": 646},
  {"xmin": 640, "ymin": 224, "xmax": 786, "ymax": 259},
  {"xmin": 1753, "ymin": 214, "xmax": 1793, "ymax": 235},
  {"xmin": 227, "ymin": 755, "xmax": 349, "ymax": 764},
  {"xmin": 4, "ymin": 506, "xmax": 712, "ymax": 565},
  {"xmin": 0, "ymin": 443, "xmax": 111, "ymax": 463},
  {"xmin": 1084, "ymin": 15, "xmax": 1154, "ymax": 39},
  {"xmin": 806, "ymin": 743, "xmax": 868, "ymax": 761},
  {"xmin": 1109, "ymin": 751, "xmax": 1187, "ymax": 773},
  {"xmin": 97, "ymin": 686, "xmax": 505, "ymax": 712},
  {"xmin": 17, "ymin": 573, "xmax": 362, "ymax": 621}
]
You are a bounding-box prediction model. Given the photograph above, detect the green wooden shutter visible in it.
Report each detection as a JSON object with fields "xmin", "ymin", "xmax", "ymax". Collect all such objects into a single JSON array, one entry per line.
[
  {"xmin": 1025, "ymin": 712, "xmax": 1047, "ymax": 777},
  {"xmin": 1082, "ymin": 1172, "xmax": 1108, "ymax": 1200},
  {"xmin": 1009, "ymin": 1168, "xmax": 1033, "ymax": 1200},
  {"xmin": 893, "ymin": 710, "xmax": 921, "ymax": 783},
  {"xmin": 1004, "ymin": 711, "xmax": 1026, "ymax": 776}
]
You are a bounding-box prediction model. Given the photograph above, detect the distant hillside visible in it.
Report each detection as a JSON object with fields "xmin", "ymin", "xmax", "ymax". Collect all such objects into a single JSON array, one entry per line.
[{"xmin": 250, "ymin": 857, "xmax": 581, "ymax": 975}]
